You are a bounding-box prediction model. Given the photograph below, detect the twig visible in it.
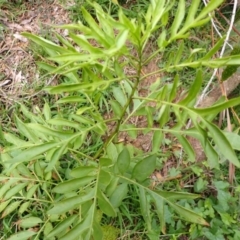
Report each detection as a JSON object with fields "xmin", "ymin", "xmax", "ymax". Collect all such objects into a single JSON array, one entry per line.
[
  {"xmin": 217, "ymin": 9, "xmax": 240, "ymax": 36},
  {"xmin": 202, "ymin": 0, "xmax": 233, "ymax": 49},
  {"xmin": 196, "ymin": 0, "xmax": 237, "ymax": 107},
  {"xmin": 226, "ymin": 108, "xmax": 235, "ymax": 184},
  {"xmin": 180, "ymin": 0, "xmax": 238, "ymax": 163}
]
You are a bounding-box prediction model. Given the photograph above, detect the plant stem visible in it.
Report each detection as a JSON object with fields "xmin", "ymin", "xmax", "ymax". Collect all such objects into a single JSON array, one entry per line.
[{"xmin": 93, "ymin": 47, "xmax": 143, "ymax": 160}]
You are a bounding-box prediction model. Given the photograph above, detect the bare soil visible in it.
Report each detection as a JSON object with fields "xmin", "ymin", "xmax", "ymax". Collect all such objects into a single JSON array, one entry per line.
[{"xmin": 0, "ymin": 0, "xmax": 70, "ymax": 102}]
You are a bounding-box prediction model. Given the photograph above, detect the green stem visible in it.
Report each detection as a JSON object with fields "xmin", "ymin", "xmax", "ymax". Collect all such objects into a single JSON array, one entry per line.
[
  {"xmin": 34, "ymin": 218, "xmax": 50, "ymax": 240},
  {"xmin": 93, "ymin": 48, "xmax": 143, "ymax": 160},
  {"xmin": 12, "ymin": 197, "xmax": 52, "ymax": 203}
]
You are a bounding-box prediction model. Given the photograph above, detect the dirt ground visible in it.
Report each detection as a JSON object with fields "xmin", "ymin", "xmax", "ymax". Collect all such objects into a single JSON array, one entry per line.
[{"xmin": 0, "ymin": 0, "xmax": 71, "ymax": 101}]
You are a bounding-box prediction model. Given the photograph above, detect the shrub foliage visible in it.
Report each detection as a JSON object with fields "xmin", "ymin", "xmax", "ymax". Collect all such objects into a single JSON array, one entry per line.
[{"xmin": 1, "ymin": 0, "xmax": 240, "ymax": 239}]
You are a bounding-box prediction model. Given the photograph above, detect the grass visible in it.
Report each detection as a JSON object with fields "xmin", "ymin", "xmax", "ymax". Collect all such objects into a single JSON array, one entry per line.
[
  {"xmin": 62, "ymin": 0, "xmax": 149, "ymax": 23},
  {"xmin": 1, "ymin": 1, "xmax": 240, "ymax": 240}
]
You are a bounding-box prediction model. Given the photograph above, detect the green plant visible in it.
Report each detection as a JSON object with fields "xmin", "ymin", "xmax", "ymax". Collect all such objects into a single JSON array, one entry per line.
[
  {"xmin": 1, "ymin": 0, "xmax": 240, "ymax": 239},
  {"xmin": 64, "ymin": 0, "xmax": 149, "ymax": 23},
  {"xmin": 64, "ymin": 0, "xmax": 118, "ymax": 22}
]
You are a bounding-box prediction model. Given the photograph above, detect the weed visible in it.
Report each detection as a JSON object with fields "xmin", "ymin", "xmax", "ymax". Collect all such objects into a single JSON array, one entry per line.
[
  {"xmin": 1, "ymin": 0, "xmax": 240, "ymax": 239},
  {"xmin": 64, "ymin": 0, "xmax": 149, "ymax": 23}
]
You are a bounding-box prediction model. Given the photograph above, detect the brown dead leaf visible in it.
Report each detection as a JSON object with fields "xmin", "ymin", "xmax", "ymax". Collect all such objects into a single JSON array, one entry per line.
[{"xmin": 6, "ymin": 23, "xmax": 24, "ymax": 31}]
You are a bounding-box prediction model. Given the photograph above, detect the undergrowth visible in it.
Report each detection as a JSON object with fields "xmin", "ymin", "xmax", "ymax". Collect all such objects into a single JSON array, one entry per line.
[
  {"xmin": 62, "ymin": 0, "xmax": 149, "ymax": 23},
  {"xmin": 1, "ymin": 0, "xmax": 240, "ymax": 240}
]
